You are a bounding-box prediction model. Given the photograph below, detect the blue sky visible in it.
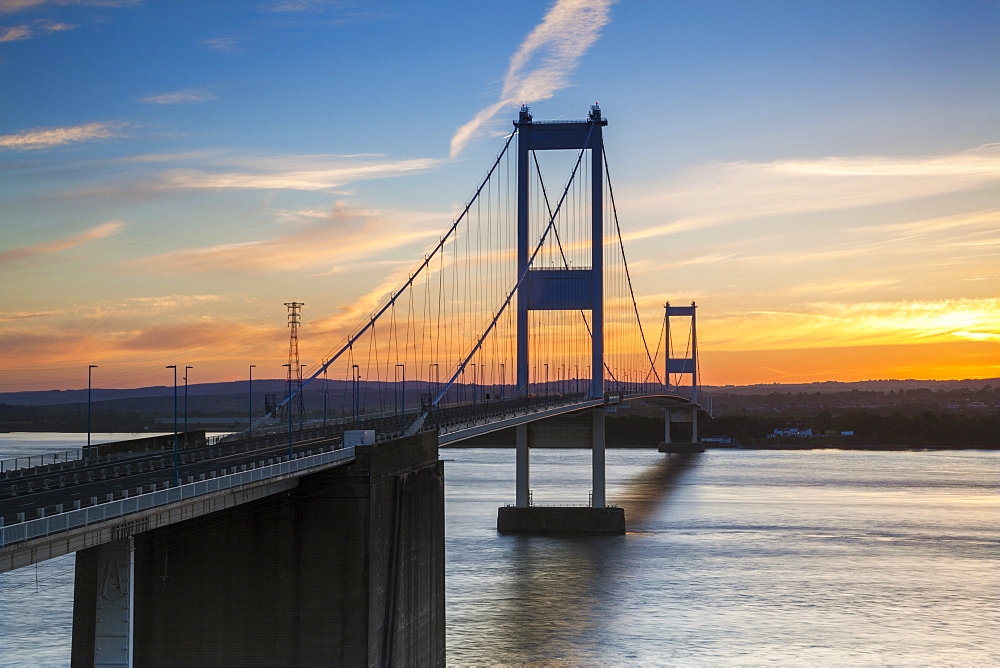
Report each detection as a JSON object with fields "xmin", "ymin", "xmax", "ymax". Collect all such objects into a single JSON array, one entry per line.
[{"xmin": 1, "ymin": 0, "xmax": 998, "ymax": 390}]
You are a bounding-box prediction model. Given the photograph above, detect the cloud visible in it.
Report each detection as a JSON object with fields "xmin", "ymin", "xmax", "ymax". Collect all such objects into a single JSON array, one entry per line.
[
  {"xmin": 624, "ymin": 144, "xmax": 1000, "ymax": 239},
  {"xmin": 701, "ymin": 298, "xmax": 1000, "ymax": 351},
  {"xmin": 130, "ymin": 202, "xmax": 441, "ymax": 275},
  {"xmin": 201, "ymin": 36, "xmax": 239, "ymax": 51},
  {"xmin": 149, "ymin": 154, "xmax": 440, "ymax": 192},
  {"xmin": 952, "ymin": 331, "xmax": 1000, "ymax": 341},
  {"xmin": 0, "ymin": 17, "xmax": 75, "ymax": 40},
  {"xmin": 139, "ymin": 88, "xmax": 218, "ymax": 105},
  {"xmin": 0, "ymin": 121, "xmax": 128, "ymax": 150},
  {"xmin": 0, "ymin": 0, "xmax": 139, "ymax": 12},
  {"xmin": 268, "ymin": 0, "xmax": 338, "ymax": 11},
  {"xmin": 0, "ymin": 221, "xmax": 124, "ymax": 263},
  {"xmin": 0, "ymin": 309, "xmax": 63, "ymax": 322},
  {"xmin": 449, "ymin": 0, "xmax": 613, "ymax": 158}
]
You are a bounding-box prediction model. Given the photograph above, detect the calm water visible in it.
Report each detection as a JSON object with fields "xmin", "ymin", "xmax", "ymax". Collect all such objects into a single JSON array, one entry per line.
[{"xmin": 1, "ymin": 434, "xmax": 997, "ymax": 665}]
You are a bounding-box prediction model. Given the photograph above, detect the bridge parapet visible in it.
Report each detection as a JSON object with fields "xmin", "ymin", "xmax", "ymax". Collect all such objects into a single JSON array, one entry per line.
[{"xmin": 0, "ymin": 445, "xmax": 355, "ymax": 570}]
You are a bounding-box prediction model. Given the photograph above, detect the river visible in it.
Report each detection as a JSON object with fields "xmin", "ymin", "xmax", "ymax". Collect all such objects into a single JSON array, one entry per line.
[{"xmin": 1, "ymin": 434, "xmax": 997, "ymax": 665}]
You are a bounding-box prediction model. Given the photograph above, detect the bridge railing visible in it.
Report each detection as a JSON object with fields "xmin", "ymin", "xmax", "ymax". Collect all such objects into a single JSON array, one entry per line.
[
  {"xmin": 0, "ymin": 445, "xmax": 356, "ymax": 550},
  {"xmin": 221, "ymin": 405, "xmax": 425, "ymax": 442},
  {"xmin": 0, "ymin": 449, "xmax": 84, "ymax": 474}
]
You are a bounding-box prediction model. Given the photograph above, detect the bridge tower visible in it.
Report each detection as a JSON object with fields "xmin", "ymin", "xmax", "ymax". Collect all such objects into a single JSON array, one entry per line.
[
  {"xmin": 665, "ymin": 301, "xmax": 699, "ymax": 404},
  {"xmin": 513, "ymin": 104, "xmax": 610, "ymax": 511},
  {"xmin": 660, "ymin": 301, "xmax": 705, "ymax": 451}
]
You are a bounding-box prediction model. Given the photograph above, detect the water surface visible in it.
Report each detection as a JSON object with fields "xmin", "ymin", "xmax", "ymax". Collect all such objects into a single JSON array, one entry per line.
[{"xmin": 1, "ymin": 438, "xmax": 996, "ymax": 665}]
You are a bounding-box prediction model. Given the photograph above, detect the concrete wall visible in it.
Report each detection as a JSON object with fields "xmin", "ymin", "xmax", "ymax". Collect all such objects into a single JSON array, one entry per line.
[{"xmin": 71, "ymin": 431, "xmax": 444, "ymax": 667}]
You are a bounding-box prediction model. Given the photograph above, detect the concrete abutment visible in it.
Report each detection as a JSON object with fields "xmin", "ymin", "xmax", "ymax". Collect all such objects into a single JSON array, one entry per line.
[{"xmin": 70, "ymin": 432, "xmax": 444, "ymax": 667}]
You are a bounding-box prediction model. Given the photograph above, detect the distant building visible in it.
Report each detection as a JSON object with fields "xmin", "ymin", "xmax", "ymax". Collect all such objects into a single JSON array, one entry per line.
[{"xmin": 770, "ymin": 427, "xmax": 813, "ymax": 438}]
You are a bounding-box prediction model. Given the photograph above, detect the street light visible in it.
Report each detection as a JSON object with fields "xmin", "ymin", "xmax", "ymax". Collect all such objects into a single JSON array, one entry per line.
[
  {"xmin": 300, "ymin": 364, "xmax": 307, "ymax": 430},
  {"xmin": 322, "ymin": 361, "xmax": 329, "ymax": 426},
  {"xmin": 544, "ymin": 363, "xmax": 549, "ymax": 404},
  {"xmin": 248, "ymin": 364, "xmax": 256, "ymax": 436},
  {"xmin": 87, "ymin": 365, "xmax": 97, "ymax": 451},
  {"xmin": 184, "ymin": 366, "xmax": 193, "ymax": 443},
  {"xmin": 166, "ymin": 365, "xmax": 178, "ymax": 485},
  {"xmin": 351, "ymin": 364, "xmax": 361, "ymax": 429},
  {"xmin": 282, "ymin": 363, "xmax": 293, "ymax": 458},
  {"xmin": 395, "ymin": 363, "xmax": 405, "ymax": 433},
  {"xmin": 429, "ymin": 363, "xmax": 439, "ymax": 401}
]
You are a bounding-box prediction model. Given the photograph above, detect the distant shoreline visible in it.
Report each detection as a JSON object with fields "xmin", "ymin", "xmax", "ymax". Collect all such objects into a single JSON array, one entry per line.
[{"xmin": 440, "ymin": 442, "xmax": 997, "ymax": 451}]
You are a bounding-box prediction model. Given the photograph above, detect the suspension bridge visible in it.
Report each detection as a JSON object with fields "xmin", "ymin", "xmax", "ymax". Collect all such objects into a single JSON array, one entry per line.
[{"xmin": 0, "ymin": 105, "xmax": 709, "ymax": 666}]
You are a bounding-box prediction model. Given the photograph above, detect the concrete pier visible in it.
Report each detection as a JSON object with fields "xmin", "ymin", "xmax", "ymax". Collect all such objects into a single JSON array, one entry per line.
[
  {"xmin": 497, "ymin": 506, "xmax": 625, "ymax": 534},
  {"xmin": 70, "ymin": 432, "xmax": 444, "ymax": 667}
]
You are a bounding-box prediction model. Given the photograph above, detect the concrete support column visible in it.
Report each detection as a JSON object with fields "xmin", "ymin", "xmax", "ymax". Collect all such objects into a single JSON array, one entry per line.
[
  {"xmin": 691, "ymin": 407, "xmax": 699, "ymax": 444},
  {"xmin": 71, "ymin": 537, "xmax": 134, "ymax": 668},
  {"xmin": 515, "ymin": 423, "xmax": 530, "ymax": 507},
  {"xmin": 663, "ymin": 407, "xmax": 672, "ymax": 444},
  {"xmin": 592, "ymin": 409, "xmax": 605, "ymax": 508}
]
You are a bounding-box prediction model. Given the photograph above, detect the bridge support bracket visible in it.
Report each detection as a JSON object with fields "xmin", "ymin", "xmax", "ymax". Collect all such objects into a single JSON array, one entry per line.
[{"xmin": 497, "ymin": 506, "xmax": 624, "ymax": 535}]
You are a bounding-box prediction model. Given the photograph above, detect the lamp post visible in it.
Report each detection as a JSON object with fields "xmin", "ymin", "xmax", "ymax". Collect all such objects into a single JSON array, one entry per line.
[
  {"xmin": 395, "ymin": 363, "xmax": 405, "ymax": 433},
  {"xmin": 248, "ymin": 364, "xmax": 256, "ymax": 436},
  {"xmin": 544, "ymin": 363, "xmax": 549, "ymax": 404},
  {"xmin": 352, "ymin": 364, "xmax": 360, "ymax": 430},
  {"xmin": 87, "ymin": 365, "xmax": 97, "ymax": 450},
  {"xmin": 184, "ymin": 366, "xmax": 192, "ymax": 444},
  {"xmin": 500, "ymin": 362, "xmax": 505, "ymax": 401},
  {"xmin": 299, "ymin": 364, "xmax": 307, "ymax": 430},
  {"xmin": 322, "ymin": 361, "xmax": 329, "ymax": 426},
  {"xmin": 471, "ymin": 363, "xmax": 477, "ymax": 410},
  {"xmin": 166, "ymin": 365, "xmax": 178, "ymax": 485},
  {"xmin": 282, "ymin": 363, "xmax": 292, "ymax": 458}
]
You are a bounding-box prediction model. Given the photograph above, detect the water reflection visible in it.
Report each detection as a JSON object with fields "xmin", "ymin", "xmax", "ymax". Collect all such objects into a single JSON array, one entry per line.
[
  {"xmin": 616, "ymin": 453, "xmax": 701, "ymax": 528},
  {"xmin": 485, "ymin": 453, "xmax": 702, "ymax": 664}
]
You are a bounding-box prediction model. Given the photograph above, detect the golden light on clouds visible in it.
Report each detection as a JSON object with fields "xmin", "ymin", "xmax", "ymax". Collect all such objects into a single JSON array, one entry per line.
[{"xmin": 700, "ymin": 298, "xmax": 1000, "ymax": 351}]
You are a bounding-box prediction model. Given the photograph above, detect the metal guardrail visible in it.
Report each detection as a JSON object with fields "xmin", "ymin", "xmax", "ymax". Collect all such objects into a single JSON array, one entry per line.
[
  {"xmin": 0, "ymin": 446, "xmax": 356, "ymax": 548},
  {"xmin": 1, "ymin": 433, "xmax": 235, "ymax": 474},
  {"xmin": 0, "ymin": 449, "xmax": 84, "ymax": 474},
  {"xmin": 436, "ymin": 396, "xmax": 589, "ymax": 435}
]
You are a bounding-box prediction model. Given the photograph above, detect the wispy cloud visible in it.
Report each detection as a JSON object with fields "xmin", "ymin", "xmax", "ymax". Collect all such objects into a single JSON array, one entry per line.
[
  {"xmin": 0, "ymin": 17, "xmax": 75, "ymax": 41},
  {"xmin": 129, "ymin": 202, "xmax": 440, "ymax": 275},
  {"xmin": 0, "ymin": 309, "xmax": 63, "ymax": 322},
  {"xmin": 0, "ymin": 121, "xmax": 128, "ymax": 150},
  {"xmin": 201, "ymin": 36, "xmax": 239, "ymax": 51},
  {"xmin": 0, "ymin": 0, "xmax": 139, "ymax": 11},
  {"xmin": 0, "ymin": 221, "xmax": 124, "ymax": 263},
  {"xmin": 625, "ymin": 143, "xmax": 1000, "ymax": 239},
  {"xmin": 139, "ymin": 88, "xmax": 218, "ymax": 105},
  {"xmin": 701, "ymin": 298, "xmax": 1000, "ymax": 351},
  {"xmin": 149, "ymin": 153, "xmax": 440, "ymax": 192},
  {"xmin": 268, "ymin": 0, "xmax": 339, "ymax": 11},
  {"xmin": 449, "ymin": 0, "xmax": 613, "ymax": 158}
]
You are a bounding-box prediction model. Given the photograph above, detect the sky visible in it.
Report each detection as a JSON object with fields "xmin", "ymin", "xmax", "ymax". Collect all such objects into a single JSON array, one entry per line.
[{"xmin": 1, "ymin": 0, "xmax": 998, "ymax": 392}]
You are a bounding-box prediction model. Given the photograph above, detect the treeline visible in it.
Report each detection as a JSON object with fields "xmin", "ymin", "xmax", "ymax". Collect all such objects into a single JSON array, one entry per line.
[
  {"xmin": 704, "ymin": 410, "xmax": 999, "ymax": 448},
  {"xmin": 606, "ymin": 411, "xmax": 999, "ymax": 448},
  {"xmin": 709, "ymin": 385, "xmax": 1000, "ymax": 415}
]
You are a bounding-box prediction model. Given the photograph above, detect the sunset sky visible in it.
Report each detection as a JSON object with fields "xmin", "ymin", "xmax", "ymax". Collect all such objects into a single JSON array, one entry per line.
[{"xmin": 1, "ymin": 0, "xmax": 998, "ymax": 392}]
